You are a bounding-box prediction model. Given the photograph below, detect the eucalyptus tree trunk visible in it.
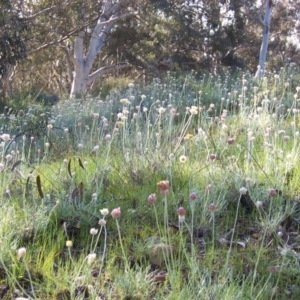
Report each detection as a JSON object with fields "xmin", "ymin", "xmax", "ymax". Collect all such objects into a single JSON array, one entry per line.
[
  {"xmin": 255, "ymin": 0, "xmax": 273, "ymax": 79},
  {"xmin": 70, "ymin": 0, "xmax": 137, "ymax": 98}
]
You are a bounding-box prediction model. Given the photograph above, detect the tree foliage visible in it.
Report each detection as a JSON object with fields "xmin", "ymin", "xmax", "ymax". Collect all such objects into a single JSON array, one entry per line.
[
  {"xmin": 3, "ymin": 0, "xmax": 300, "ymax": 99},
  {"xmin": 0, "ymin": 0, "xmax": 29, "ymax": 96}
]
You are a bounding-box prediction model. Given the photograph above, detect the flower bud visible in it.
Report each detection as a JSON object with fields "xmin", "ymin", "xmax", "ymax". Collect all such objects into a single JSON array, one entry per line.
[{"xmin": 148, "ymin": 193, "xmax": 156, "ymax": 204}]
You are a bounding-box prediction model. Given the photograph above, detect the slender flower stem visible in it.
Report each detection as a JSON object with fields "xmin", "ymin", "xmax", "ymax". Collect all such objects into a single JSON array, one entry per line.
[
  {"xmin": 190, "ymin": 202, "xmax": 195, "ymax": 247},
  {"xmin": 92, "ymin": 225, "xmax": 104, "ymax": 254},
  {"xmin": 90, "ymin": 235, "xmax": 95, "ymax": 254},
  {"xmin": 67, "ymin": 247, "xmax": 74, "ymax": 266},
  {"xmin": 115, "ymin": 219, "xmax": 130, "ymax": 271},
  {"xmin": 153, "ymin": 204, "xmax": 162, "ymax": 237},
  {"xmin": 101, "ymin": 225, "xmax": 107, "ymax": 264},
  {"xmin": 212, "ymin": 212, "xmax": 215, "ymax": 253},
  {"xmin": 23, "ymin": 258, "xmax": 37, "ymax": 299},
  {"xmin": 225, "ymin": 193, "xmax": 242, "ymax": 269},
  {"xmin": 251, "ymin": 226, "xmax": 268, "ymax": 294}
]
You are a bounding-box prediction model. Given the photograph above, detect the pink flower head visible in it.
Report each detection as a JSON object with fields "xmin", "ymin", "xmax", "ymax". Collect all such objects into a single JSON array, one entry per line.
[
  {"xmin": 111, "ymin": 207, "xmax": 121, "ymax": 218},
  {"xmin": 209, "ymin": 154, "xmax": 216, "ymax": 160},
  {"xmin": 157, "ymin": 180, "xmax": 170, "ymax": 191},
  {"xmin": 189, "ymin": 192, "xmax": 197, "ymax": 201},
  {"xmin": 148, "ymin": 193, "xmax": 156, "ymax": 204},
  {"xmin": 268, "ymin": 189, "xmax": 277, "ymax": 197},
  {"xmin": 209, "ymin": 203, "xmax": 217, "ymax": 212},
  {"xmin": 177, "ymin": 207, "xmax": 186, "ymax": 216},
  {"xmin": 227, "ymin": 138, "xmax": 235, "ymax": 145}
]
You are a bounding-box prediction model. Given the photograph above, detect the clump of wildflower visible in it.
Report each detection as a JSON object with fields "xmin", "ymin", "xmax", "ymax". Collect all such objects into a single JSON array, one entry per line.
[
  {"xmin": 100, "ymin": 208, "xmax": 109, "ymax": 216},
  {"xmin": 148, "ymin": 193, "xmax": 156, "ymax": 204},
  {"xmin": 239, "ymin": 187, "xmax": 248, "ymax": 195},
  {"xmin": 177, "ymin": 207, "xmax": 186, "ymax": 223},
  {"xmin": 189, "ymin": 192, "xmax": 197, "ymax": 201},
  {"xmin": 17, "ymin": 247, "xmax": 26, "ymax": 258},
  {"xmin": 227, "ymin": 138, "xmax": 235, "ymax": 145},
  {"xmin": 179, "ymin": 155, "xmax": 187, "ymax": 163},
  {"xmin": 157, "ymin": 180, "xmax": 170, "ymax": 196},
  {"xmin": 6, "ymin": 154, "xmax": 12, "ymax": 161},
  {"xmin": 47, "ymin": 124, "xmax": 53, "ymax": 129},
  {"xmin": 190, "ymin": 106, "xmax": 198, "ymax": 115},
  {"xmin": 177, "ymin": 207, "xmax": 186, "ymax": 216},
  {"xmin": 90, "ymin": 228, "xmax": 98, "ymax": 235},
  {"xmin": 268, "ymin": 189, "xmax": 277, "ymax": 197},
  {"xmin": 158, "ymin": 107, "xmax": 166, "ymax": 114},
  {"xmin": 1, "ymin": 134, "xmax": 10, "ymax": 141},
  {"xmin": 98, "ymin": 219, "xmax": 106, "ymax": 226},
  {"xmin": 66, "ymin": 240, "xmax": 73, "ymax": 248},
  {"xmin": 209, "ymin": 203, "xmax": 217, "ymax": 212},
  {"xmin": 120, "ymin": 98, "xmax": 130, "ymax": 105},
  {"xmin": 87, "ymin": 253, "xmax": 96, "ymax": 265},
  {"xmin": 209, "ymin": 154, "xmax": 216, "ymax": 160},
  {"xmin": 111, "ymin": 207, "xmax": 121, "ymax": 218},
  {"xmin": 157, "ymin": 180, "xmax": 169, "ymax": 191}
]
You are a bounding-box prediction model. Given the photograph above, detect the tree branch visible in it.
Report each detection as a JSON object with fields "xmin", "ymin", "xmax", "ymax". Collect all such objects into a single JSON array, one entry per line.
[
  {"xmin": 98, "ymin": 11, "xmax": 139, "ymax": 27},
  {"xmin": 87, "ymin": 63, "xmax": 131, "ymax": 85}
]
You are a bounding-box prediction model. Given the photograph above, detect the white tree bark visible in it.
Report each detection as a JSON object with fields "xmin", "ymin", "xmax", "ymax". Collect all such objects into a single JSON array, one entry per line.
[
  {"xmin": 255, "ymin": 0, "xmax": 273, "ymax": 79},
  {"xmin": 70, "ymin": 0, "xmax": 138, "ymax": 97}
]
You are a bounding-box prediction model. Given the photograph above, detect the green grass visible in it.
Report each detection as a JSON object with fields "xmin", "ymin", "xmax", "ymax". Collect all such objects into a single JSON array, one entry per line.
[{"xmin": 0, "ymin": 69, "xmax": 300, "ymax": 299}]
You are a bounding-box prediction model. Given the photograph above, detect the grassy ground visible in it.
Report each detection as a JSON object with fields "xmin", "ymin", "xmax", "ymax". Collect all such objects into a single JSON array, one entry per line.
[{"xmin": 1, "ymin": 68, "xmax": 300, "ymax": 299}]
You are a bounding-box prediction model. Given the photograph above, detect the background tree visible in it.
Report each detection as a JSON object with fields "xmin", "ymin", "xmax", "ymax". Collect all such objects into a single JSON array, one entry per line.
[
  {"xmin": 0, "ymin": 0, "xmax": 29, "ymax": 97},
  {"xmin": 4, "ymin": 0, "xmax": 300, "ymax": 100}
]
